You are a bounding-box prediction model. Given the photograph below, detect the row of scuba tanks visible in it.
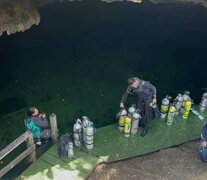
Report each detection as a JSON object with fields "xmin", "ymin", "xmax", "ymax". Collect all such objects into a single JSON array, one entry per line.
[
  {"xmin": 117, "ymin": 105, "xmax": 142, "ymax": 137},
  {"xmin": 73, "ymin": 116, "xmax": 96, "ymax": 150},
  {"xmin": 161, "ymin": 90, "xmax": 207, "ymax": 125},
  {"xmin": 58, "ymin": 116, "xmax": 96, "ymax": 158}
]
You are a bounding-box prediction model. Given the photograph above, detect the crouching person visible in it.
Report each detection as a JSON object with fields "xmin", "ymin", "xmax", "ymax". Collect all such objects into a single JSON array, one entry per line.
[
  {"xmin": 25, "ymin": 107, "xmax": 51, "ymax": 145},
  {"xmin": 200, "ymin": 122, "xmax": 207, "ymax": 162}
]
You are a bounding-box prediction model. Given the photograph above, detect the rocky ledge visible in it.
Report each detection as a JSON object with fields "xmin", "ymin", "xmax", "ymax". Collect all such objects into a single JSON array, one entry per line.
[{"xmin": 0, "ymin": 0, "xmax": 40, "ymax": 36}]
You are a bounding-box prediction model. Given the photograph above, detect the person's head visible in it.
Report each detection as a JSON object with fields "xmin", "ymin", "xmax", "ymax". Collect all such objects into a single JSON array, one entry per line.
[
  {"xmin": 128, "ymin": 77, "xmax": 138, "ymax": 88},
  {"xmin": 27, "ymin": 107, "xmax": 38, "ymax": 117}
]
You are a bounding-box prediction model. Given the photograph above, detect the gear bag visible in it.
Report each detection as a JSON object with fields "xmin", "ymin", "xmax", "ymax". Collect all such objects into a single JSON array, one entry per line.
[
  {"xmin": 58, "ymin": 133, "xmax": 73, "ymax": 158},
  {"xmin": 149, "ymin": 103, "xmax": 161, "ymax": 120}
]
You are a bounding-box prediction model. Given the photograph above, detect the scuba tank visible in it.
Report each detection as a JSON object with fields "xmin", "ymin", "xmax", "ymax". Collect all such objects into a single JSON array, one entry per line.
[
  {"xmin": 82, "ymin": 116, "xmax": 95, "ymax": 150},
  {"xmin": 68, "ymin": 142, "xmax": 74, "ymax": 158},
  {"xmin": 173, "ymin": 94, "xmax": 183, "ymax": 115},
  {"xmin": 73, "ymin": 119, "xmax": 82, "ymax": 147},
  {"xmin": 200, "ymin": 90, "xmax": 207, "ymax": 113},
  {"xmin": 84, "ymin": 124, "xmax": 95, "ymax": 150},
  {"xmin": 128, "ymin": 105, "xmax": 136, "ymax": 119},
  {"xmin": 182, "ymin": 100, "xmax": 192, "ymax": 119},
  {"xmin": 82, "ymin": 116, "xmax": 90, "ymax": 143},
  {"xmin": 131, "ymin": 111, "xmax": 141, "ymax": 134},
  {"xmin": 167, "ymin": 105, "xmax": 176, "ymax": 125},
  {"xmin": 180, "ymin": 91, "xmax": 191, "ymax": 114},
  {"xmin": 161, "ymin": 96, "xmax": 170, "ymax": 119},
  {"xmin": 117, "ymin": 108, "xmax": 127, "ymax": 132},
  {"xmin": 124, "ymin": 117, "xmax": 132, "ymax": 137},
  {"xmin": 191, "ymin": 108, "xmax": 205, "ymax": 121}
]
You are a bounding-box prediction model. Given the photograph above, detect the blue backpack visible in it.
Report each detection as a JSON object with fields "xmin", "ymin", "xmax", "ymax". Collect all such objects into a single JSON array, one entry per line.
[{"xmin": 24, "ymin": 118, "xmax": 41, "ymax": 139}]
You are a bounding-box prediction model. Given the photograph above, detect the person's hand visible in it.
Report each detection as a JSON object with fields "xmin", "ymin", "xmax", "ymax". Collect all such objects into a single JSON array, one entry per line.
[
  {"xmin": 152, "ymin": 98, "xmax": 157, "ymax": 104},
  {"xmin": 39, "ymin": 113, "xmax": 46, "ymax": 118},
  {"xmin": 202, "ymin": 141, "xmax": 207, "ymax": 147},
  {"xmin": 41, "ymin": 113, "xmax": 46, "ymax": 118},
  {"xmin": 120, "ymin": 103, "xmax": 124, "ymax": 108}
]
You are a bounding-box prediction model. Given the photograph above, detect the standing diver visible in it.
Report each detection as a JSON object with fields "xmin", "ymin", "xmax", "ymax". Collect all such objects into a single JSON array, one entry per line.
[{"xmin": 120, "ymin": 77, "xmax": 157, "ymax": 137}]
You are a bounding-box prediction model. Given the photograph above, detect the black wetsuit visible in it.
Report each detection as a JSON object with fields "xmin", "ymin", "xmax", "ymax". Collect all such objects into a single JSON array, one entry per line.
[{"xmin": 120, "ymin": 78, "xmax": 157, "ymax": 130}]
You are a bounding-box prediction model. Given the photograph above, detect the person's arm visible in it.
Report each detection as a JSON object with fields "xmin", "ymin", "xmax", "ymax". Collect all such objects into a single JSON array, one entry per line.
[
  {"xmin": 120, "ymin": 86, "xmax": 131, "ymax": 107},
  {"xmin": 32, "ymin": 115, "xmax": 49, "ymax": 128}
]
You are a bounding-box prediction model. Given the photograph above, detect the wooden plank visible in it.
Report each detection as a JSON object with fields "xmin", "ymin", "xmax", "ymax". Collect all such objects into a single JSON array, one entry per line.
[
  {"xmin": 0, "ymin": 131, "xmax": 32, "ymax": 160},
  {"xmin": 0, "ymin": 144, "xmax": 36, "ymax": 178}
]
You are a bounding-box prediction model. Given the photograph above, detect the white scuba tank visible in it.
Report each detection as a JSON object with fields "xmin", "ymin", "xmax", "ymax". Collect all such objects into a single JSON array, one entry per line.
[
  {"xmin": 84, "ymin": 125, "xmax": 94, "ymax": 150},
  {"xmin": 68, "ymin": 142, "xmax": 74, "ymax": 158},
  {"xmin": 82, "ymin": 116, "xmax": 90, "ymax": 142},
  {"xmin": 73, "ymin": 119, "xmax": 82, "ymax": 146},
  {"xmin": 131, "ymin": 111, "xmax": 141, "ymax": 134},
  {"xmin": 82, "ymin": 116, "xmax": 95, "ymax": 150},
  {"xmin": 174, "ymin": 94, "xmax": 183, "ymax": 115},
  {"xmin": 128, "ymin": 105, "xmax": 136, "ymax": 119},
  {"xmin": 200, "ymin": 91, "xmax": 207, "ymax": 112}
]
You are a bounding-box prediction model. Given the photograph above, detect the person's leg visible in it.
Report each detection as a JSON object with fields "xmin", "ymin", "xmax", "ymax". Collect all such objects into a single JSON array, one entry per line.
[
  {"xmin": 141, "ymin": 98, "xmax": 152, "ymax": 137},
  {"xmin": 34, "ymin": 137, "xmax": 42, "ymax": 146},
  {"xmin": 144, "ymin": 99, "xmax": 151, "ymax": 130},
  {"xmin": 40, "ymin": 129, "xmax": 51, "ymax": 141},
  {"xmin": 137, "ymin": 98, "xmax": 145, "ymax": 127}
]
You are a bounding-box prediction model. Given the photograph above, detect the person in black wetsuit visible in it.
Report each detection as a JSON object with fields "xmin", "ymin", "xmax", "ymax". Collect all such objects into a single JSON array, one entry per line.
[
  {"xmin": 25, "ymin": 107, "xmax": 51, "ymax": 145},
  {"xmin": 120, "ymin": 77, "xmax": 157, "ymax": 137},
  {"xmin": 201, "ymin": 122, "xmax": 207, "ymax": 162}
]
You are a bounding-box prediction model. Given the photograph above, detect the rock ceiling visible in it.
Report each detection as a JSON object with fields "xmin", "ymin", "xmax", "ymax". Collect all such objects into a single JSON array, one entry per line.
[{"xmin": 0, "ymin": 0, "xmax": 206, "ymax": 37}]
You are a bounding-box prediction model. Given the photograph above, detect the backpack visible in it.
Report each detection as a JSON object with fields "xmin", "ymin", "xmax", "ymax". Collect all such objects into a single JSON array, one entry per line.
[
  {"xmin": 24, "ymin": 118, "xmax": 41, "ymax": 139},
  {"xmin": 58, "ymin": 133, "xmax": 73, "ymax": 158}
]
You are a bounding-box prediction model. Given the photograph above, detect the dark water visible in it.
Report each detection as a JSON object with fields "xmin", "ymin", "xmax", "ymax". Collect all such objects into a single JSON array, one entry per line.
[{"xmin": 0, "ymin": 0, "xmax": 207, "ymax": 179}]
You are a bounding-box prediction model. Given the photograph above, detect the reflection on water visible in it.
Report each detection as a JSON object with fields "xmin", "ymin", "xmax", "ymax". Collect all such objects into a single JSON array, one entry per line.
[{"xmin": 0, "ymin": 0, "xmax": 207, "ymax": 179}]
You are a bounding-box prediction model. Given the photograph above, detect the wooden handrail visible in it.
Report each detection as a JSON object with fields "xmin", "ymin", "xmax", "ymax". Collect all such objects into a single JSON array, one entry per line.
[
  {"xmin": 0, "ymin": 113, "xmax": 59, "ymax": 178},
  {"xmin": 0, "ymin": 131, "xmax": 36, "ymax": 178},
  {"xmin": 0, "ymin": 131, "xmax": 32, "ymax": 161},
  {"xmin": 0, "ymin": 144, "xmax": 36, "ymax": 177}
]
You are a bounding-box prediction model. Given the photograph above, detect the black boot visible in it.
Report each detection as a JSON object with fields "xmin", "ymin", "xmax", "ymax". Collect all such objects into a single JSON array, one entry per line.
[{"xmin": 140, "ymin": 129, "xmax": 148, "ymax": 137}]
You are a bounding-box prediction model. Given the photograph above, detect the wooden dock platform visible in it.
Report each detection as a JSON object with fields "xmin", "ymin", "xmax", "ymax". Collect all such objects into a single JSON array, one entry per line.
[{"xmin": 17, "ymin": 108, "xmax": 207, "ymax": 180}]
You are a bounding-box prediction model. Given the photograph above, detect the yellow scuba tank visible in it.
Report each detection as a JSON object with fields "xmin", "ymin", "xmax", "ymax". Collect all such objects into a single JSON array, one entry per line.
[
  {"xmin": 124, "ymin": 117, "xmax": 131, "ymax": 137},
  {"xmin": 161, "ymin": 96, "xmax": 171, "ymax": 119},
  {"xmin": 117, "ymin": 108, "xmax": 127, "ymax": 132},
  {"xmin": 182, "ymin": 101, "xmax": 192, "ymax": 119},
  {"xmin": 167, "ymin": 105, "xmax": 175, "ymax": 125}
]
